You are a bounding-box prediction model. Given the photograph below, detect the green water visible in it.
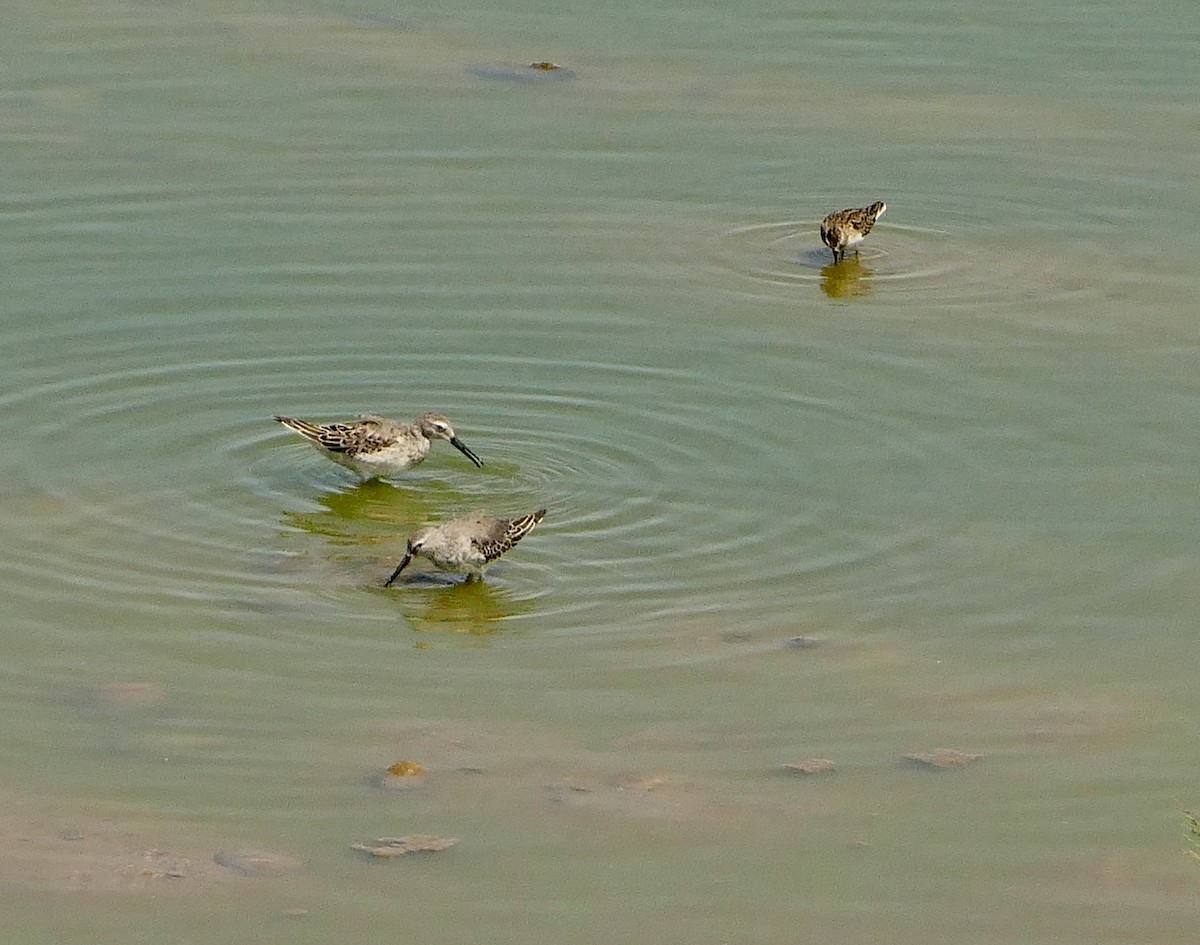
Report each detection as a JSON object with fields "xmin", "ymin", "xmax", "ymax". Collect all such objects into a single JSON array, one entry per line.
[{"xmin": 2, "ymin": 1, "xmax": 1198, "ymax": 941}]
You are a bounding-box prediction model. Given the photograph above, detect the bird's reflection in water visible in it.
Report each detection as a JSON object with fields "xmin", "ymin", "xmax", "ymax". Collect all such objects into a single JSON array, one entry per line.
[
  {"xmin": 279, "ymin": 480, "xmax": 538, "ymax": 634},
  {"xmin": 397, "ymin": 576, "xmax": 535, "ymax": 637},
  {"xmin": 820, "ymin": 255, "xmax": 874, "ymax": 299},
  {"xmin": 279, "ymin": 479, "xmax": 460, "ymax": 586},
  {"xmin": 281, "ymin": 479, "xmax": 443, "ymax": 545}
]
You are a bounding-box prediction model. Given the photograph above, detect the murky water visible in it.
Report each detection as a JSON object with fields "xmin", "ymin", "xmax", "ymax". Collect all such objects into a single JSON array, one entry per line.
[{"xmin": 2, "ymin": 1, "xmax": 1198, "ymax": 941}]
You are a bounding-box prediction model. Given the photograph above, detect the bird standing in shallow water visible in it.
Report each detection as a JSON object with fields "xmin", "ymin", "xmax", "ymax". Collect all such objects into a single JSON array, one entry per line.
[
  {"xmin": 820, "ymin": 201, "xmax": 886, "ymax": 263},
  {"xmin": 273, "ymin": 412, "xmax": 483, "ymax": 479},
  {"xmin": 385, "ymin": 509, "xmax": 547, "ymax": 585}
]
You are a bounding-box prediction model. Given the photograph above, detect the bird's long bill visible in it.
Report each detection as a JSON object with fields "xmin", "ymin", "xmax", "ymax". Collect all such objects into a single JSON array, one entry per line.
[
  {"xmin": 384, "ymin": 554, "xmax": 413, "ymax": 587},
  {"xmin": 450, "ymin": 437, "xmax": 484, "ymax": 468}
]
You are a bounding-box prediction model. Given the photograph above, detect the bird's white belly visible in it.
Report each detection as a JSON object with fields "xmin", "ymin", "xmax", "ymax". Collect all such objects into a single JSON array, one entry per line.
[
  {"xmin": 427, "ymin": 538, "xmax": 487, "ymax": 572},
  {"xmin": 327, "ymin": 443, "xmax": 429, "ymax": 477}
]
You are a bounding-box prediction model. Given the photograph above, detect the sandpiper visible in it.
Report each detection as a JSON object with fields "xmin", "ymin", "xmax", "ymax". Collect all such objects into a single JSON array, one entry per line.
[
  {"xmin": 385, "ymin": 508, "xmax": 547, "ymax": 585},
  {"xmin": 820, "ymin": 201, "xmax": 886, "ymax": 263},
  {"xmin": 273, "ymin": 412, "xmax": 483, "ymax": 479}
]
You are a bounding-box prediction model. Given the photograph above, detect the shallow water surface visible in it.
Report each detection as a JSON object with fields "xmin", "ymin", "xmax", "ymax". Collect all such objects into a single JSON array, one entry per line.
[{"xmin": 2, "ymin": 1, "xmax": 1199, "ymax": 942}]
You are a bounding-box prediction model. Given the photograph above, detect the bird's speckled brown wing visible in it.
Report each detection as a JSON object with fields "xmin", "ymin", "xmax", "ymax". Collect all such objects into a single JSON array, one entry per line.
[
  {"xmin": 473, "ymin": 509, "xmax": 547, "ymax": 562},
  {"xmin": 275, "ymin": 415, "xmax": 397, "ymax": 456},
  {"xmin": 843, "ymin": 206, "xmax": 879, "ymax": 238},
  {"xmin": 820, "ymin": 202, "xmax": 884, "ymax": 244}
]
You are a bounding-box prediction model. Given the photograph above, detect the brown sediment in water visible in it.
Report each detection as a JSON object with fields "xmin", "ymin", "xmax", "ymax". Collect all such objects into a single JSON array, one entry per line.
[
  {"xmin": 543, "ymin": 772, "xmax": 705, "ymax": 820},
  {"xmin": 0, "ymin": 783, "xmax": 319, "ymax": 896},
  {"xmin": 356, "ymin": 722, "xmax": 847, "ymax": 829},
  {"xmin": 783, "ymin": 635, "xmax": 826, "ymax": 650},
  {"xmin": 93, "ymin": 682, "xmax": 167, "ymax": 710},
  {"xmin": 350, "ymin": 835, "xmax": 457, "ymax": 858},
  {"xmin": 902, "ymin": 748, "xmax": 982, "ymax": 768},
  {"xmin": 374, "ymin": 759, "xmax": 428, "ymax": 791},
  {"xmin": 212, "ymin": 850, "xmax": 301, "ymax": 877},
  {"xmin": 1039, "ymin": 848, "xmax": 1200, "ymax": 910},
  {"xmin": 0, "ymin": 790, "xmax": 234, "ymax": 893},
  {"xmin": 783, "ymin": 759, "xmax": 837, "ymax": 776},
  {"xmin": 214, "ymin": 13, "xmax": 581, "ymax": 86},
  {"xmin": 905, "ymin": 684, "xmax": 1141, "ymax": 752},
  {"xmin": 467, "ymin": 63, "xmax": 577, "ymax": 83}
]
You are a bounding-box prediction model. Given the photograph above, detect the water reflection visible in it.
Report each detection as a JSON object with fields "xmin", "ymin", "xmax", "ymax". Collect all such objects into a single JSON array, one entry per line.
[
  {"xmin": 278, "ymin": 482, "xmax": 538, "ymax": 633},
  {"xmin": 820, "ymin": 256, "xmax": 874, "ymax": 299},
  {"xmin": 396, "ymin": 577, "xmax": 535, "ymax": 636},
  {"xmin": 278, "ymin": 480, "xmax": 454, "ymax": 590},
  {"xmin": 280, "ymin": 479, "xmax": 444, "ymax": 544}
]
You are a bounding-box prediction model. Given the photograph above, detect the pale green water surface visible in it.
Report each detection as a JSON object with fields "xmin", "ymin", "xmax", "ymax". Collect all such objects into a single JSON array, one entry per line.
[{"xmin": 2, "ymin": 0, "xmax": 1199, "ymax": 942}]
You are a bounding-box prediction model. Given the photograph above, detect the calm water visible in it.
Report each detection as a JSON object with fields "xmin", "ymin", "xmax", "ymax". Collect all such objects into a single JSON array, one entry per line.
[{"xmin": 2, "ymin": 0, "xmax": 1199, "ymax": 941}]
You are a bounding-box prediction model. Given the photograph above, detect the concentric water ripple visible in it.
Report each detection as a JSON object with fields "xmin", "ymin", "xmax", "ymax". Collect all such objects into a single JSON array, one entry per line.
[
  {"xmin": 0, "ymin": 310, "xmax": 961, "ymax": 639},
  {"xmin": 1, "ymin": 171, "xmax": 1102, "ymax": 643},
  {"xmin": 714, "ymin": 210, "xmax": 1106, "ymax": 308},
  {"xmin": 1, "ymin": 162, "xmax": 1115, "ymax": 649}
]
